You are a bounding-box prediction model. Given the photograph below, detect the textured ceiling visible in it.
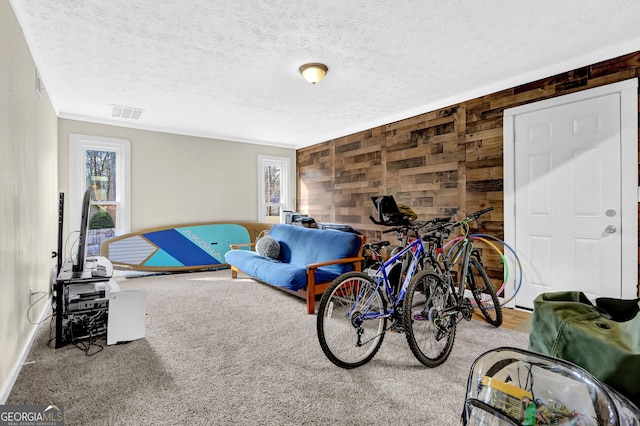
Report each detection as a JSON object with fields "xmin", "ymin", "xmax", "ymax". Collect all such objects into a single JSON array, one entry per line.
[{"xmin": 10, "ymin": 0, "xmax": 640, "ymax": 149}]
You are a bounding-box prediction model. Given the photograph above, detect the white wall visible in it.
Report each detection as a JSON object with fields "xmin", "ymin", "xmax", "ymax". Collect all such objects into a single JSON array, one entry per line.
[
  {"xmin": 0, "ymin": 0, "xmax": 59, "ymax": 402},
  {"xmin": 2, "ymin": 0, "xmax": 296, "ymax": 400},
  {"xmin": 58, "ymin": 119, "xmax": 296, "ymax": 235}
]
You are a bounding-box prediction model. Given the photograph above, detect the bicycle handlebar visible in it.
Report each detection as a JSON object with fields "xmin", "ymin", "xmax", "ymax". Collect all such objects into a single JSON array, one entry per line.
[
  {"xmin": 382, "ymin": 227, "xmax": 400, "ymax": 234},
  {"xmin": 421, "ymin": 207, "xmax": 494, "ymax": 238},
  {"xmin": 432, "ymin": 217, "xmax": 451, "ymax": 224},
  {"xmin": 370, "ymin": 206, "xmax": 492, "ymax": 237},
  {"xmin": 468, "ymin": 207, "xmax": 493, "ymax": 220},
  {"xmin": 377, "ymin": 216, "xmax": 452, "ymax": 235},
  {"xmin": 448, "ymin": 207, "xmax": 494, "ymax": 227}
]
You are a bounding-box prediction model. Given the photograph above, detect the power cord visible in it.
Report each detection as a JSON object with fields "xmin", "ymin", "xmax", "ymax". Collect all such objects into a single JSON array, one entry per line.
[
  {"xmin": 69, "ymin": 311, "xmax": 106, "ymax": 356},
  {"xmin": 27, "ymin": 291, "xmax": 52, "ymax": 325}
]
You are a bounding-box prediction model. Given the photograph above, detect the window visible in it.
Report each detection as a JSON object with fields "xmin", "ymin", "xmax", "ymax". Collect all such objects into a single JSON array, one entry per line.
[
  {"xmin": 258, "ymin": 155, "xmax": 290, "ymax": 223},
  {"xmin": 69, "ymin": 134, "xmax": 131, "ymax": 255}
]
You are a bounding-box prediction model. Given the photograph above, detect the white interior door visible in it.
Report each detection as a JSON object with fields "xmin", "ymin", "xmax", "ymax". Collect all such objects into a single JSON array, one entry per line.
[{"xmin": 504, "ymin": 79, "xmax": 638, "ymax": 310}]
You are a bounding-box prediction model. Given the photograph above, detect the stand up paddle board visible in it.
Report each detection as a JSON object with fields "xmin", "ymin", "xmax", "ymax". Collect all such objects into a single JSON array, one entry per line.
[{"xmin": 100, "ymin": 222, "xmax": 272, "ymax": 272}]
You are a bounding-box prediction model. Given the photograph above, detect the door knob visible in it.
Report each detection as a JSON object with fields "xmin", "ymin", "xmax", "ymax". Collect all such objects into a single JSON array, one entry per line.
[{"xmin": 605, "ymin": 225, "xmax": 617, "ymax": 234}]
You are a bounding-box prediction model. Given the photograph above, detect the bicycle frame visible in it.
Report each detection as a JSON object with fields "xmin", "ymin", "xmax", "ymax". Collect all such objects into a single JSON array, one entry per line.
[
  {"xmin": 447, "ymin": 237, "xmax": 474, "ymax": 301},
  {"xmin": 443, "ymin": 232, "xmax": 492, "ymax": 304},
  {"xmin": 354, "ymin": 237, "xmax": 426, "ymax": 321}
]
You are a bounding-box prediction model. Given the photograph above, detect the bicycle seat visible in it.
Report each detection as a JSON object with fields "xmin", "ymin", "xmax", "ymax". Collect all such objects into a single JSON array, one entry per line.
[{"xmin": 366, "ymin": 241, "xmax": 390, "ymax": 252}]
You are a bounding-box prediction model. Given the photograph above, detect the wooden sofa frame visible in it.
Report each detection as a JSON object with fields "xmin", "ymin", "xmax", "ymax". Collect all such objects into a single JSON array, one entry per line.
[{"xmin": 230, "ymin": 234, "xmax": 366, "ymax": 314}]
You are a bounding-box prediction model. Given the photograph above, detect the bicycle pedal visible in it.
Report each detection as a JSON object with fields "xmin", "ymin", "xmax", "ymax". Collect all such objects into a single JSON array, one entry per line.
[
  {"xmin": 461, "ymin": 298, "xmax": 474, "ymax": 321},
  {"xmin": 390, "ymin": 323, "xmax": 405, "ymax": 333}
]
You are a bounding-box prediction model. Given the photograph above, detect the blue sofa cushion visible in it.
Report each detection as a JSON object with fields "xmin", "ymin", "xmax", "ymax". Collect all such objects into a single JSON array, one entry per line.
[
  {"xmin": 268, "ymin": 224, "xmax": 361, "ymax": 276},
  {"xmin": 224, "ymin": 250, "xmax": 343, "ymax": 291}
]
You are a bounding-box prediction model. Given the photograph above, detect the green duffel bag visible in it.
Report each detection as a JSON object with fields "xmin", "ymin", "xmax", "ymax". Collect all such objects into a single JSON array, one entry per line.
[{"xmin": 529, "ymin": 291, "xmax": 640, "ymax": 405}]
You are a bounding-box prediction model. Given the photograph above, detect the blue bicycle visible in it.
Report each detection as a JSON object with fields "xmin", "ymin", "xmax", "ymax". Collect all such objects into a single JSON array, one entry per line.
[{"xmin": 316, "ymin": 216, "xmax": 448, "ymax": 369}]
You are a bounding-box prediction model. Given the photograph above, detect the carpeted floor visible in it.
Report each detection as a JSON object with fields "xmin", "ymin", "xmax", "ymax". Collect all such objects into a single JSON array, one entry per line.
[{"xmin": 8, "ymin": 270, "xmax": 530, "ymax": 425}]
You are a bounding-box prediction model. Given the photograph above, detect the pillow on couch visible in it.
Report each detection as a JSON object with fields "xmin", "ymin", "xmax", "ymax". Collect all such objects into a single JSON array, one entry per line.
[{"xmin": 255, "ymin": 235, "xmax": 280, "ymax": 259}]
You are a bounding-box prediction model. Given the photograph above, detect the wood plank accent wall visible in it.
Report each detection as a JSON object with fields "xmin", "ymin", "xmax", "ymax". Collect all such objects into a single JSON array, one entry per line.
[{"xmin": 297, "ymin": 51, "xmax": 640, "ymax": 289}]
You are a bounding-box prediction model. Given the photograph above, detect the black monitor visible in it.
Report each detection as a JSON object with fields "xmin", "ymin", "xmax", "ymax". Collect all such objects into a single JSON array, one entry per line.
[{"xmin": 73, "ymin": 189, "xmax": 91, "ymax": 274}]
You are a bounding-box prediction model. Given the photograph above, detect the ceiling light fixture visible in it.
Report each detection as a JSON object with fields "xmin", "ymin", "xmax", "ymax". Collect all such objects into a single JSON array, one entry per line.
[{"xmin": 299, "ymin": 63, "xmax": 328, "ymax": 85}]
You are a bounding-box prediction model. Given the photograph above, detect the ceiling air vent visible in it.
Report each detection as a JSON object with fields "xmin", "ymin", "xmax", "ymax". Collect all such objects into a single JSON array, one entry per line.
[{"xmin": 111, "ymin": 105, "xmax": 144, "ymax": 119}]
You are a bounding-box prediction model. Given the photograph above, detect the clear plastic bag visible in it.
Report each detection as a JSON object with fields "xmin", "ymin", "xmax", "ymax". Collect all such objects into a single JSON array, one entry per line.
[{"xmin": 462, "ymin": 347, "xmax": 640, "ymax": 426}]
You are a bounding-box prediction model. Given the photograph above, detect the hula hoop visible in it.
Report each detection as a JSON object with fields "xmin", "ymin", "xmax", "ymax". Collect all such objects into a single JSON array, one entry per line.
[{"xmin": 442, "ymin": 233, "xmax": 522, "ymax": 306}]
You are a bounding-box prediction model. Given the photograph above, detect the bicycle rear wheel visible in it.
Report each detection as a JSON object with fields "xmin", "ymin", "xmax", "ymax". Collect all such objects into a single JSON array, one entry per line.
[
  {"xmin": 467, "ymin": 256, "xmax": 503, "ymax": 327},
  {"xmin": 403, "ymin": 270, "xmax": 456, "ymax": 367},
  {"xmin": 317, "ymin": 272, "xmax": 387, "ymax": 369}
]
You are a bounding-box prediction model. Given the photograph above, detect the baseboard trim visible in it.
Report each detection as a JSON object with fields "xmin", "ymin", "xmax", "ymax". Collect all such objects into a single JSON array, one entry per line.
[{"xmin": 0, "ymin": 297, "xmax": 52, "ymax": 404}]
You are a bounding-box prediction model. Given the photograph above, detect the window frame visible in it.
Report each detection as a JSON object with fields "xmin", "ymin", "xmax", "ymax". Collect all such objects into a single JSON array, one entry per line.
[
  {"xmin": 257, "ymin": 155, "xmax": 291, "ymax": 223},
  {"xmin": 69, "ymin": 133, "xmax": 131, "ymax": 236}
]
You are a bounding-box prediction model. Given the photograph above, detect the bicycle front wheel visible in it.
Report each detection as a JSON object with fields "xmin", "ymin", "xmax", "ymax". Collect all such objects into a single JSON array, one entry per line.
[
  {"xmin": 468, "ymin": 257, "xmax": 503, "ymax": 327},
  {"xmin": 317, "ymin": 272, "xmax": 387, "ymax": 369},
  {"xmin": 403, "ymin": 270, "xmax": 456, "ymax": 367}
]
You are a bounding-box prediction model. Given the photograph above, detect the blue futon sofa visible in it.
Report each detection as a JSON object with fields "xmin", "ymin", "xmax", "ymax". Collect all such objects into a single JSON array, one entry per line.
[{"xmin": 225, "ymin": 224, "xmax": 365, "ymax": 314}]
